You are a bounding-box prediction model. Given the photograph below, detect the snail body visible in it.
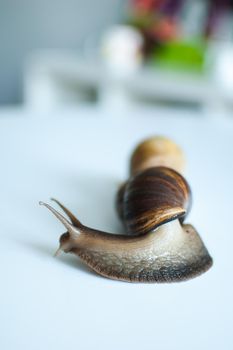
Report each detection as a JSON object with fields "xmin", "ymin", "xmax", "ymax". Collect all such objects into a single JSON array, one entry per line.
[
  {"xmin": 40, "ymin": 136, "xmax": 212, "ymax": 283},
  {"xmin": 40, "ymin": 199, "xmax": 212, "ymax": 282}
]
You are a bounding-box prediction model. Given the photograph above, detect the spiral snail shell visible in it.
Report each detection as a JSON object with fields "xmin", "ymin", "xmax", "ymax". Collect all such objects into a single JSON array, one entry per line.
[
  {"xmin": 116, "ymin": 166, "xmax": 191, "ymax": 236},
  {"xmin": 40, "ymin": 136, "xmax": 212, "ymax": 283}
]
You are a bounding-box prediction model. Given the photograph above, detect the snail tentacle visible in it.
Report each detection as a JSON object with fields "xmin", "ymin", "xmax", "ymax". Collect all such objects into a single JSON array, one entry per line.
[
  {"xmin": 50, "ymin": 198, "xmax": 82, "ymax": 227},
  {"xmin": 39, "ymin": 202, "xmax": 74, "ymax": 231}
]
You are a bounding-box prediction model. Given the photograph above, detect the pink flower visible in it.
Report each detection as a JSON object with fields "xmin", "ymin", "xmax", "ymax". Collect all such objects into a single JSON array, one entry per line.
[
  {"xmin": 149, "ymin": 17, "xmax": 178, "ymax": 42},
  {"xmin": 131, "ymin": 0, "xmax": 163, "ymax": 12}
]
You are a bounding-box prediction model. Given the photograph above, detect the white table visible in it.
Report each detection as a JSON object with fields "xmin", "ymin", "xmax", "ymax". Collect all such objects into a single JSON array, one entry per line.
[{"xmin": 0, "ymin": 105, "xmax": 232, "ymax": 350}]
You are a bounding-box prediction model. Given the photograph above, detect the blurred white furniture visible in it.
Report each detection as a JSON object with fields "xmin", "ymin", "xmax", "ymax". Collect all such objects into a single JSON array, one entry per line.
[{"xmin": 24, "ymin": 50, "xmax": 233, "ymax": 111}]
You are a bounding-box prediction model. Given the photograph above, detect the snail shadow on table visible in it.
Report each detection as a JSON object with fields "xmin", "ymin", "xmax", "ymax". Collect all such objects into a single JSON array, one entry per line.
[{"xmin": 25, "ymin": 240, "xmax": 98, "ymax": 277}]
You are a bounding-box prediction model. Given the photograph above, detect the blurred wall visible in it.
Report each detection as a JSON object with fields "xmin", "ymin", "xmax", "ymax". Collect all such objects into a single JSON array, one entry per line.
[{"xmin": 0, "ymin": 0, "xmax": 125, "ymax": 105}]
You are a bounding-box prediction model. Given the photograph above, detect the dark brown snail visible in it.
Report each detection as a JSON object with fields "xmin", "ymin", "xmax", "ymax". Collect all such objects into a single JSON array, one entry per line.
[{"xmin": 40, "ymin": 136, "xmax": 212, "ymax": 283}]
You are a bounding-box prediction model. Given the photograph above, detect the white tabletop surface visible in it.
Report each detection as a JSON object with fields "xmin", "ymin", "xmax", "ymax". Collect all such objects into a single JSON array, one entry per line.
[{"xmin": 0, "ymin": 105, "xmax": 232, "ymax": 350}]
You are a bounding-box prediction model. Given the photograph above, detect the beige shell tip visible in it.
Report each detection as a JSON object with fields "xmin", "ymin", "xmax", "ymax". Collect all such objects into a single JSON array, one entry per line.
[{"xmin": 130, "ymin": 136, "xmax": 185, "ymax": 176}]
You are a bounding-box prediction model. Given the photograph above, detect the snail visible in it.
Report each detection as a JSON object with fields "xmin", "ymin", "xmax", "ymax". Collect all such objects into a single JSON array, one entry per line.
[{"xmin": 40, "ymin": 136, "xmax": 212, "ymax": 283}]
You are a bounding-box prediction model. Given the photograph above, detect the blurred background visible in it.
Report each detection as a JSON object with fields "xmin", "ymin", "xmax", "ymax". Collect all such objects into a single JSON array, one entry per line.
[{"xmin": 1, "ymin": 0, "xmax": 233, "ymax": 111}]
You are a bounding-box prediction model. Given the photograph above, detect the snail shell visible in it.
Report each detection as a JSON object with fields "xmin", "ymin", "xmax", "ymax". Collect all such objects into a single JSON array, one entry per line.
[{"xmin": 116, "ymin": 166, "xmax": 191, "ymax": 236}]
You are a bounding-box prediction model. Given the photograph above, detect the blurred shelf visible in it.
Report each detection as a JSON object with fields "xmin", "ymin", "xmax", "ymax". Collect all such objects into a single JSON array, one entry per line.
[{"xmin": 24, "ymin": 50, "xmax": 231, "ymax": 110}]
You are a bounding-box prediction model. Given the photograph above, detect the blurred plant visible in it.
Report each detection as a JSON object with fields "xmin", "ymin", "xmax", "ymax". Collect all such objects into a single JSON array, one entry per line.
[
  {"xmin": 127, "ymin": 0, "xmax": 233, "ymax": 72},
  {"xmin": 152, "ymin": 40, "xmax": 206, "ymax": 72},
  {"xmin": 129, "ymin": 0, "xmax": 183, "ymax": 47}
]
